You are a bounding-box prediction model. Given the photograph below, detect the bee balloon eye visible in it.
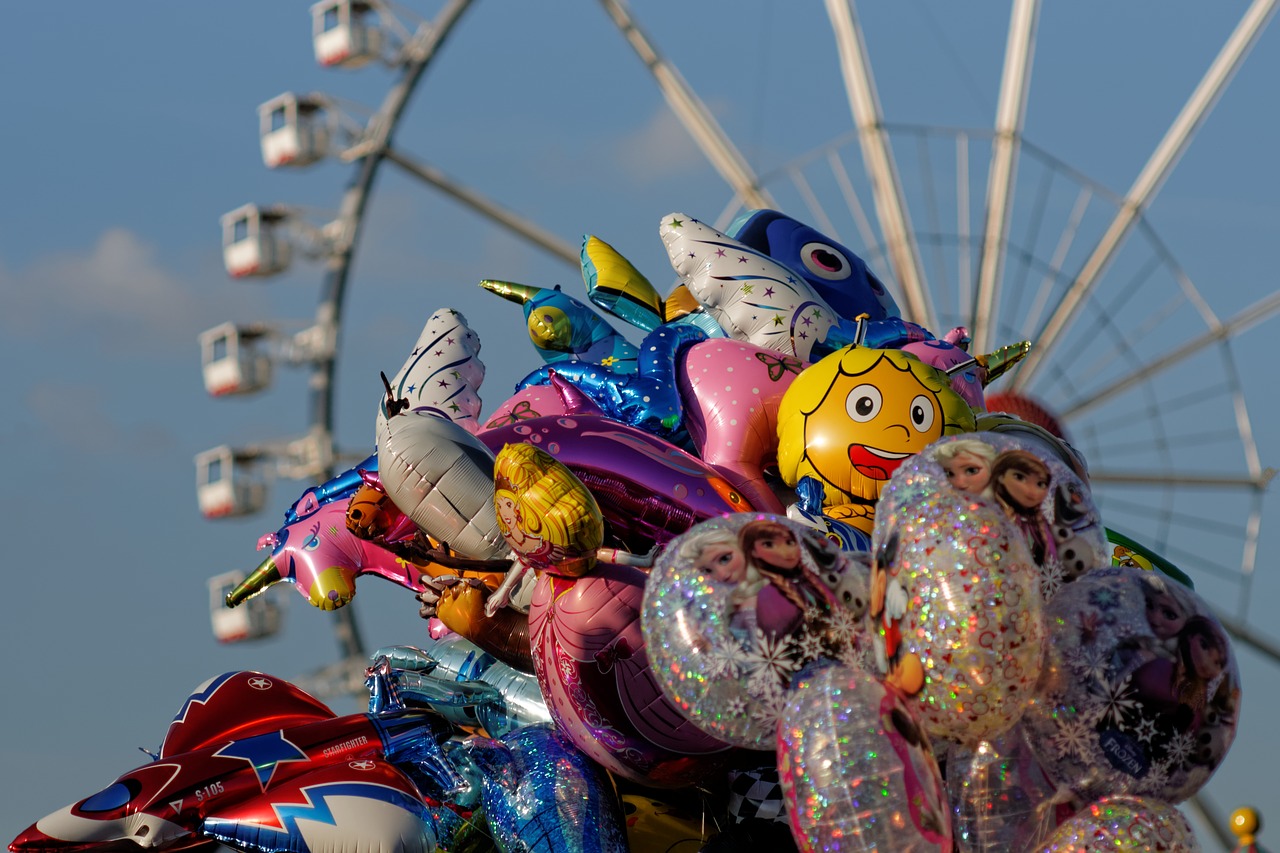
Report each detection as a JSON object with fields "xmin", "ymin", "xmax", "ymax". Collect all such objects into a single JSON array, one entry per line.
[
  {"xmin": 846, "ymin": 384, "xmax": 883, "ymax": 422},
  {"xmin": 908, "ymin": 395, "xmax": 936, "ymax": 432},
  {"xmin": 800, "ymin": 241, "xmax": 851, "ymax": 280}
]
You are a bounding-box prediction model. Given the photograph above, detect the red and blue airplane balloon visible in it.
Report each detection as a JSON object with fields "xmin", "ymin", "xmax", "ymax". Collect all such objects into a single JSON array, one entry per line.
[{"xmin": 10, "ymin": 670, "xmax": 467, "ymax": 853}]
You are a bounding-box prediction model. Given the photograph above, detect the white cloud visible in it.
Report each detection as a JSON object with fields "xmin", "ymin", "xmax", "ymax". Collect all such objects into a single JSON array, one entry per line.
[
  {"xmin": 611, "ymin": 105, "xmax": 712, "ymax": 183},
  {"xmin": 0, "ymin": 228, "xmax": 263, "ymax": 353}
]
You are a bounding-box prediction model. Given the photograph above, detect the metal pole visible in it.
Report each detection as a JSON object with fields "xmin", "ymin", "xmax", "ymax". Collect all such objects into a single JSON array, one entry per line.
[
  {"xmin": 597, "ymin": 0, "xmax": 775, "ymax": 211},
  {"xmin": 310, "ymin": 0, "xmax": 478, "ymax": 671},
  {"xmin": 972, "ymin": 0, "xmax": 1039, "ymax": 353},
  {"xmin": 824, "ymin": 0, "xmax": 935, "ymax": 332},
  {"xmin": 1013, "ymin": 0, "xmax": 1279, "ymax": 389}
]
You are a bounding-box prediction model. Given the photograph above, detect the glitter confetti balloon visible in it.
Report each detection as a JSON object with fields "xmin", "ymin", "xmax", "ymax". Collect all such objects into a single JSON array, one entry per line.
[
  {"xmin": 1032, "ymin": 795, "xmax": 1200, "ymax": 852},
  {"xmin": 777, "ymin": 663, "xmax": 952, "ymax": 852},
  {"xmin": 945, "ymin": 726, "xmax": 1072, "ymax": 852},
  {"xmin": 642, "ymin": 514, "xmax": 869, "ymax": 749},
  {"xmin": 910, "ymin": 433, "xmax": 1108, "ymax": 601},
  {"xmin": 868, "ymin": 462, "xmax": 1047, "ymax": 743},
  {"xmin": 1021, "ymin": 566, "xmax": 1240, "ymax": 804}
]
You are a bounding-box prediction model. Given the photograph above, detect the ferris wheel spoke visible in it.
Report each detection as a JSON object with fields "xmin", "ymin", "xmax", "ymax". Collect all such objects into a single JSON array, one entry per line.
[
  {"xmin": 973, "ymin": 0, "xmax": 1039, "ymax": 354},
  {"xmin": 1019, "ymin": 185, "xmax": 1094, "ymax": 341},
  {"xmin": 1184, "ymin": 791, "xmax": 1236, "ymax": 852},
  {"xmin": 1215, "ymin": 613, "xmax": 1280, "ymax": 667},
  {"xmin": 825, "ymin": 145, "xmax": 882, "ymax": 264},
  {"xmin": 597, "ymin": 0, "xmax": 774, "ymax": 211},
  {"xmin": 1000, "ymin": 164, "xmax": 1056, "ymax": 331},
  {"xmin": 1057, "ymin": 291, "xmax": 1280, "ymax": 420},
  {"xmin": 1012, "ymin": 0, "xmax": 1279, "ymax": 390},
  {"xmin": 784, "ymin": 166, "xmax": 843, "ymax": 246},
  {"xmin": 382, "ymin": 146, "xmax": 579, "ymax": 267},
  {"xmin": 1051, "ymin": 260, "xmax": 1182, "ymax": 393},
  {"xmin": 1088, "ymin": 468, "xmax": 1271, "ymax": 490},
  {"xmin": 825, "ymin": 0, "xmax": 935, "ymax": 331}
]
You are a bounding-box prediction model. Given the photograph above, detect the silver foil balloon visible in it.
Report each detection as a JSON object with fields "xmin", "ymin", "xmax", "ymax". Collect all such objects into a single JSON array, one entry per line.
[{"xmin": 367, "ymin": 637, "xmax": 550, "ymax": 738}]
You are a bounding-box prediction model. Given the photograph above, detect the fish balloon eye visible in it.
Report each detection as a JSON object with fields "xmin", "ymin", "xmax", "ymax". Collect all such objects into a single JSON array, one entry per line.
[
  {"xmin": 846, "ymin": 384, "xmax": 883, "ymax": 422},
  {"xmin": 908, "ymin": 395, "xmax": 936, "ymax": 432},
  {"xmin": 800, "ymin": 241, "xmax": 852, "ymax": 281}
]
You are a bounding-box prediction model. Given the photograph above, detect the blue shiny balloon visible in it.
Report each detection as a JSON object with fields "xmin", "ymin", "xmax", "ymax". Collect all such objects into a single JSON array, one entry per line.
[
  {"xmin": 461, "ymin": 724, "xmax": 628, "ymax": 853},
  {"xmin": 281, "ymin": 452, "xmax": 377, "ymax": 525},
  {"xmin": 728, "ymin": 208, "xmax": 900, "ymax": 322},
  {"xmin": 517, "ymin": 323, "xmax": 708, "ymax": 440}
]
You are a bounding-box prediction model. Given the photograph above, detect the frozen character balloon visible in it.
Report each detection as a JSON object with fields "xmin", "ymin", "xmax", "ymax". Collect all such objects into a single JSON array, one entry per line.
[
  {"xmin": 676, "ymin": 525, "xmax": 763, "ymax": 640},
  {"xmin": 1022, "ymin": 566, "xmax": 1241, "ymax": 804},
  {"xmin": 991, "ymin": 449, "xmax": 1056, "ymax": 567},
  {"xmin": 935, "ymin": 434, "xmax": 1107, "ymax": 599},
  {"xmin": 643, "ymin": 515, "xmax": 867, "ymax": 749},
  {"xmin": 739, "ymin": 518, "xmax": 833, "ymax": 643},
  {"xmin": 935, "ymin": 437, "xmax": 997, "ymax": 497},
  {"xmin": 776, "ymin": 344, "xmax": 977, "ymax": 537}
]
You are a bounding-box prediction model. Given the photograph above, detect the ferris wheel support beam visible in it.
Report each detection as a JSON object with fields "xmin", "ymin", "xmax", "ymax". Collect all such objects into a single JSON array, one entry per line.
[
  {"xmin": 1058, "ymin": 289, "xmax": 1280, "ymax": 420},
  {"xmin": 1013, "ymin": 0, "xmax": 1279, "ymax": 390},
  {"xmin": 1087, "ymin": 469, "xmax": 1275, "ymax": 490},
  {"xmin": 383, "ymin": 147, "xmax": 580, "ymax": 267},
  {"xmin": 972, "ymin": 0, "xmax": 1039, "ymax": 354},
  {"xmin": 825, "ymin": 0, "xmax": 936, "ymax": 333},
  {"xmin": 308, "ymin": 0, "xmax": 477, "ymax": 673},
  {"xmin": 1216, "ymin": 612, "xmax": 1280, "ymax": 666},
  {"xmin": 597, "ymin": 0, "xmax": 776, "ymax": 211}
]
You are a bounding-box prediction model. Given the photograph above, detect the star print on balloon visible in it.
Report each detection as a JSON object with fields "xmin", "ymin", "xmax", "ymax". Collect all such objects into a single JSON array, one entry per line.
[
  {"xmin": 517, "ymin": 322, "xmax": 708, "ymax": 441},
  {"xmin": 660, "ymin": 213, "xmax": 843, "ymax": 362},
  {"xmin": 214, "ymin": 730, "xmax": 310, "ymax": 789},
  {"xmin": 379, "ymin": 307, "xmax": 486, "ymax": 432}
]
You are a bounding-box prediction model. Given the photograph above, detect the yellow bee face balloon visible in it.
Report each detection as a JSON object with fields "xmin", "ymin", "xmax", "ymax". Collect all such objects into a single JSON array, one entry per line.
[{"xmin": 777, "ymin": 346, "xmax": 976, "ymax": 507}]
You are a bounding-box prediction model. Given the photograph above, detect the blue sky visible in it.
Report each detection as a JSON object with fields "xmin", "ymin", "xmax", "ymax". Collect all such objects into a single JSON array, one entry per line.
[{"xmin": 2, "ymin": 2, "xmax": 1277, "ymax": 848}]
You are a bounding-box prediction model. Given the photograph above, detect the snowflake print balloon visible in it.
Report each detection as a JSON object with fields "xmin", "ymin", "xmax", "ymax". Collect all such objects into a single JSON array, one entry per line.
[
  {"xmin": 642, "ymin": 514, "xmax": 869, "ymax": 749},
  {"xmin": 1021, "ymin": 566, "xmax": 1240, "ymax": 803}
]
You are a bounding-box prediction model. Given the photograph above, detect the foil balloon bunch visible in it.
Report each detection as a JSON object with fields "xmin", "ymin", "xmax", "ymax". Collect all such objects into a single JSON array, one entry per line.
[{"xmin": 17, "ymin": 209, "xmax": 1248, "ymax": 853}]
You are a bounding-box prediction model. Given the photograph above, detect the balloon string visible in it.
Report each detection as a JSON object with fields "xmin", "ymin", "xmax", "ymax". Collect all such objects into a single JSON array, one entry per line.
[{"xmin": 1027, "ymin": 772, "xmax": 1096, "ymax": 849}]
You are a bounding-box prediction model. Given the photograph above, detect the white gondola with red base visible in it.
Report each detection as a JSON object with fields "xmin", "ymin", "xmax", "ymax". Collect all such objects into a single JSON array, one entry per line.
[
  {"xmin": 258, "ymin": 93, "xmax": 330, "ymax": 168},
  {"xmin": 209, "ymin": 570, "xmax": 282, "ymax": 643},
  {"xmin": 221, "ymin": 204, "xmax": 292, "ymax": 278},
  {"xmin": 195, "ymin": 446, "xmax": 268, "ymax": 519},
  {"xmin": 200, "ymin": 322, "xmax": 273, "ymax": 397},
  {"xmin": 311, "ymin": 0, "xmax": 383, "ymax": 68}
]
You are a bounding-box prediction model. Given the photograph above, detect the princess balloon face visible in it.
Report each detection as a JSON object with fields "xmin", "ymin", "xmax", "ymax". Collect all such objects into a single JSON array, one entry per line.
[{"xmin": 778, "ymin": 347, "xmax": 975, "ymax": 505}]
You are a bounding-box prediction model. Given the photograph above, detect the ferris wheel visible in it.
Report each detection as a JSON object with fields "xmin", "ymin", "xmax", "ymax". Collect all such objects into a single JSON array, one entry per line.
[{"xmin": 199, "ymin": 1, "xmax": 1279, "ymax": 848}]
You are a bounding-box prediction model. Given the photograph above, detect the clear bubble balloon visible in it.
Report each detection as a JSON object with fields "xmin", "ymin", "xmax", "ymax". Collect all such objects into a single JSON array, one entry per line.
[
  {"xmin": 1022, "ymin": 566, "xmax": 1240, "ymax": 803},
  {"xmin": 945, "ymin": 726, "xmax": 1073, "ymax": 852},
  {"xmin": 778, "ymin": 663, "xmax": 952, "ymax": 852},
  {"xmin": 1032, "ymin": 795, "xmax": 1200, "ymax": 852},
  {"xmin": 643, "ymin": 515, "xmax": 869, "ymax": 749},
  {"xmin": 868, "ymin": 458, "xmax": 1047, "ymax": 743}
]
